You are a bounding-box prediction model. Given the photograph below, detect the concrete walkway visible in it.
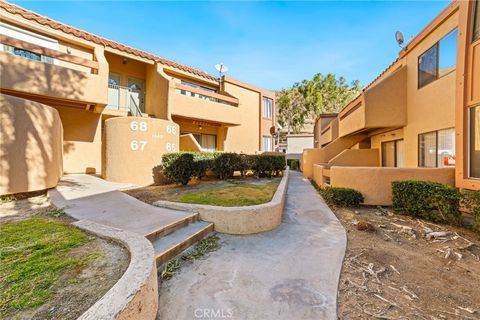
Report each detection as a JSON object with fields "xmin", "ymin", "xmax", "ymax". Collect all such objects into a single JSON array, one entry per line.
[
  {"xmin": 49, "ymin": 174, "xmax": 192, "ymax": 236},
  {"xmin": 158, "ymin": 171, "xmax": 347, "ymax": 320}
]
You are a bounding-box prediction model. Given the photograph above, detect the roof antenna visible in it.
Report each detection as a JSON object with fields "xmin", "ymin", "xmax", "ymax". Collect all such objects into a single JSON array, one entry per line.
[
  {"xmin": 215, "ymin": 63, "xmax": 229, "ymax": 78},
  {"xmin": 395, "ymin": 31, "xmax": 405, "ymax": 48}
]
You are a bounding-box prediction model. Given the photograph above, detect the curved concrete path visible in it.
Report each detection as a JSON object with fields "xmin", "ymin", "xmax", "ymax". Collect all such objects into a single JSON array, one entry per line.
[
  {"xmin": 158, "ymin": 171, "xmax": 347, "ymax": 320},
  {"xmin": 49, "ymin": 174, "xmax": 192, "ymax": 236}
]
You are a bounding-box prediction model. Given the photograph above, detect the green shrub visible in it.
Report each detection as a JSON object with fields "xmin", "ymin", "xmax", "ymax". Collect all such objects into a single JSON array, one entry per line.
[
  {"xmin": 461, "ymin": 190, "xmax": 480, "ymax": 231},
  {"xmin": 161, "ymin": 153, "xmax": 195, "ymax": 185},
  {"xmin": 237, "ymin": 154, "xmax": 256, "ymax": 177},
  {"xmin": 287, "ymin": 159, "xmax": 299, "ymax": 170},
  {"xmin": 212, "ymin": 153, "xmax": 241, "ymax": 179},
  {"xmin": 191, "ymin": 152, "xmax": 215, "ymax": 179},
  {"xmin": 252, "ymin": 155, "xmax": 286, "ymax": 178},
  {"xmin": 161, "ymin": 152, "xmax": 286, "ymax": 183},
  {"xmin": 319, "ymin": 186, "xmax": 364, "ymax": 207},
  {"xmin": 392, "ymin": 180, "xmax": 461, "ymax": 224}
]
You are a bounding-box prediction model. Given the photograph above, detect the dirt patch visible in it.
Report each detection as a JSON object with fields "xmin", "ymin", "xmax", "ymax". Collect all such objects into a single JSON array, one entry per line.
[
  {"xmin": 13, "ymin": 238, "xmax": 129, "ymax": 320},
  {"xmin": 1, "ymin": 197, "xmax": 130, "ymax": 320},
  {"xmin": 125, "ymin": 176, "xmax": 280, "ymax": 205},
  {"xmin": 0, "ymin": 194, "xmax": 51, "ymax": 222},
  {"xmin": 334, "ymin": 206, "xmax": 480, "ymax": 319}
]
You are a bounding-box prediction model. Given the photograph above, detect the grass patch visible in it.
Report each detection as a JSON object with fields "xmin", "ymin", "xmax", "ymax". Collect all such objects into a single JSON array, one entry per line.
[
  {"xmin": 160, "ymin": 260, "xmax": 181, "ymax": 280},
  {"xmin": 169, "ymin": 181, "xmax": 279, "ymax": 206},
  {"xmin": 160, "ymin": 235, "xmax": 220, "ymax": 281},
  {"xmin": 181, "ymin": 235, "xmax": 221, "ymax": 261},
  {"xmin": 0, "ymin": 217, "xmax": 92, "ymax": 317}
]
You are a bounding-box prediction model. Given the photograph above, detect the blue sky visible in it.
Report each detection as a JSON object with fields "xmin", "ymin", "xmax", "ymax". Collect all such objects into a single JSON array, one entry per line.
[{"xmin": 13, "ymin": 1, "xmax": 449, "ymax": 90}]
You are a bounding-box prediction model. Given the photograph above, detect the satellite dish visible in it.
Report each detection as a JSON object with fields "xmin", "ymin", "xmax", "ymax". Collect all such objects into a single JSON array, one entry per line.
[
  {"xmin": 395, "ymin": 31, "xmax": 405, "ymax": 47},
  {"xmin": 215, "ymin": 63, "xmax": 229, "ymax": 77}
]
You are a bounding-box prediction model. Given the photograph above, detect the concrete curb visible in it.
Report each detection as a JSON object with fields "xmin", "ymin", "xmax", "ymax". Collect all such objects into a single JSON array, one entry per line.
[
  {"xmin": 73, "ymin": 220, "xmax": 158, "ymax": 320},
  {"xmin": 153, "ymin": 168, "xmax": 289, "ymax": 234}
]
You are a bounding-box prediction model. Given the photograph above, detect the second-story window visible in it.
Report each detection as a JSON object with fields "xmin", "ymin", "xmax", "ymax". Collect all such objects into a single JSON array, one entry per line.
[
  {"xmin": 474, "ymin": 0, "xmax": 480, "ymax": 42},
  {"xmin": 418, "ymin": 28, "xmax": 458, "ymax": 88},
  {"xmin": 1, "ymin": 22, "xmax": 57, "ymax": 65},
  {"xmin": 262, "ymin": 97, "xmax": 273, "ymax": 119}
]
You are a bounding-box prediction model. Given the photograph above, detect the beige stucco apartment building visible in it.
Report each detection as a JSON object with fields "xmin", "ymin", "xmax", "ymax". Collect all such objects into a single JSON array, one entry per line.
[
  {"xmin": 303, "ymin": 0, "xmax": 480, "ymax": 205},
  {"xmin": 0, "ymin": 1, "xmax": 275, "ymax": 194}
]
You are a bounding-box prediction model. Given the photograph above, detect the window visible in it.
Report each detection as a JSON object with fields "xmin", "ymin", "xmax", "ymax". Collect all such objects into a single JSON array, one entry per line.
[
  {"xmin": 108, "ymin": 73, "xmax": 121, "ymax": 86},
  {"xmin": 382, "ymin": 140, "xmax": 404, "ymax": 167},
  {"xmin": 2, "ymin": 44, "xmax": 54, "ymax": 64},
  {"xmin": 418, "ymin": 28, "xmax": 458, "ymax": 88},
  {"xmin": 262, "ymin": 97, "xmax": 273, "ymax": 119},
  {"xmin": 470, "ymin": 106, "xmax": 480, "ymax": 177},
  {"xmin": 418, "ymin": 128, "xmax": 455, "ymax": 168},
  {"xmin": 474, "ymin": 0, "xmax": 480, "ymax": 42},
  {"xmin": 0, "ymin": 22, "xmax": 58, "ymax": 64},
  {"xmin": 182, "ymin": 132, "xmax": 217, "ymax": 151},
  {"xmin": 262, "ymin": 135, "xmax": 272, "ymax": 152}
]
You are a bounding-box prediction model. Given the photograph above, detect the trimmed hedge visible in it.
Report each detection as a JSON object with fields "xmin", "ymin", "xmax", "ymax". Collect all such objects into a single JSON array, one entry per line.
[
  {"xmin": 461, "ymin": 190, "xmax": 480, "ymax": 231},
  {"xmin": 392, "ymin": 180, "xmax": 461, "ymax": 224},
  {"xmin": 161, "ymin": 152, "xmax": 286, "ymax": 184},
  {"xmin": 212, "ymin": 153, "xmax": 241, "ymax": 179},
  {"xmin": 319, "ymin": 186, "xmax": 364, "ymax": 207},
  {"xmin": 161, "ymin": 153, "xmax": 195, "ymax": 185}
]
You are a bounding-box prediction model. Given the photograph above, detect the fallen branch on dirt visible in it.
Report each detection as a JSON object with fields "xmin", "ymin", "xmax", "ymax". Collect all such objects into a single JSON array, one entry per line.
[
  {"xmin": 426, "ymin": 231, "xmax": 449, "ymax": 241},
  {"xmin": 390, "ymin": 223, "xmax": 416, "ymax": 238},
  {"xmin": 390, "ymin": 265, "xmax": 400, "ymax": 275},
  {"xmin": 458, "ymin": 306, "xmax": 477, "ymax": 314}
]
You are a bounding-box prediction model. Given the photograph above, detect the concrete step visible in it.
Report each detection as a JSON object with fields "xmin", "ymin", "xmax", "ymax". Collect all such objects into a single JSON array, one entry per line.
[
  {"xmin": 145, "ymin": 213, "xmax": 199, "ymax": 242},
  {"xmin": 152, "ymin": 221, "xmax": 214, "ymax": 266}
]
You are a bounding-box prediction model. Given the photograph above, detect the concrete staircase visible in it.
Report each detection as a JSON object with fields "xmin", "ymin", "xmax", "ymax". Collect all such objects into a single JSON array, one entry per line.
[{"xmin": 145, "ymin": 213, "xmax": 214, "ymax": 266}]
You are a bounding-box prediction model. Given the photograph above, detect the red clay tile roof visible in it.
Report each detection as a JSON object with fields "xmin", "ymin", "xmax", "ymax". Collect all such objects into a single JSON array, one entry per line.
[{"xmin": 0, "ymin": 1, "xmax": 217, "ymax": 81}]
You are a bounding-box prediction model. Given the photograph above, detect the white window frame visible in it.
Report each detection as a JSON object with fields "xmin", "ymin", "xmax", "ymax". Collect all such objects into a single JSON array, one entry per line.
[
  {"xmin": 262, "ymin": 135, "xmax": 272, "ymax": 152},
  {"xmin": 262, "ymin": 97, "xmax": 273, "ymax": 119}
]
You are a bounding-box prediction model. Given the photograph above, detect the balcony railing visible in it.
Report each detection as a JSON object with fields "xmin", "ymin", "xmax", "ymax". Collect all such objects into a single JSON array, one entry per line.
[
  {"xmin": 0, "ymin": 34, "xmax": 107, "ymax": 108},
  {"xmin": 0, "ymin": 34, "xmax": 99, "ymax": 73},
  {"xmin": 107, "ymin": 84, "xmax": 144, "ymax": 116},
  {"xmin": 174, "ymin": 83, "xmax": 239, "ymax": 106}
]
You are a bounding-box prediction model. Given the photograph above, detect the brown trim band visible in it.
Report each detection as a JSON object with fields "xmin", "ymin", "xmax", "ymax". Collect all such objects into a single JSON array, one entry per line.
[{"xmin": 0, "ymin": 34, "xmax": 99, "ymax": 70}]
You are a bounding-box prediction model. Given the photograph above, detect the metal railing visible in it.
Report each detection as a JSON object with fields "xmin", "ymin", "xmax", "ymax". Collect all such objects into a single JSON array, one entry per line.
[
  {"xmin": 174, "ymin": 83, "xmax": 239, "ymax": 106},
  {"xmin": 107, "ymin": 84, "xmax": 144, "ymax": 117},
  {"xmin": 128, "ymin": 94, "xmax": 143, "ymax": 117}
]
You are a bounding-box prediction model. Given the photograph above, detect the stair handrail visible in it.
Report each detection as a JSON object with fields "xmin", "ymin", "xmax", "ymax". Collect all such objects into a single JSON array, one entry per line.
[{"xmin": 128, "ymin": 93, "xmax": 143, "ymax": 117}]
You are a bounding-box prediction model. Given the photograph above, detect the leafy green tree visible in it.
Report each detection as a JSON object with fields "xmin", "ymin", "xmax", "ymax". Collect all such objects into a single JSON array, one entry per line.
[
  {"xmin": 297, "ymin": 73, "xmax": 361, "ymax": 120},
  {"xmin": 275, "ymin": 87, "xmax": 308, "ymax": 134}
]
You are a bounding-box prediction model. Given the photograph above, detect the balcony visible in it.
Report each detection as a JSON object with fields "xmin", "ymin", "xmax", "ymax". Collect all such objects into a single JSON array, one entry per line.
[
  {"xmin": 319, "ymin": 117, "xmax": 338, "ymax": 146},
  {"xmin": 169, "ymin": 82, "xmax": 241, "ymax": 126},
  {"xmin": 0, "ymin": 34, "xmax": 107, "ymax": 109},
  {"xmin": 338, "ymin": 66, "xmax": 407, "ymax": 137},
  {"xmin": 106, "ymin": 84, "xmax": 144, "ymax": 117}
]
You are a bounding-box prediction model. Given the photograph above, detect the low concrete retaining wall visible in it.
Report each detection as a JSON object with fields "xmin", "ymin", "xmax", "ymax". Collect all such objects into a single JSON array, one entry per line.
[
  {"xmin": 330, "ymin": 166, "xmax": 455, "ymax": 206},
  {"xmin": 74, "ymin": 220, "xmax": 158, "ymax": 320},
  {"xmin": 153, "ymin": 169, "xmax": 289, "ymax": 235}
]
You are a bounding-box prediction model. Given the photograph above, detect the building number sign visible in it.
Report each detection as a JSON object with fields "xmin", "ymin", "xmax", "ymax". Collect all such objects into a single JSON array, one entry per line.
[{"xmin": 129, "ymin": 121, "xmax": 177, "ymax": 152}]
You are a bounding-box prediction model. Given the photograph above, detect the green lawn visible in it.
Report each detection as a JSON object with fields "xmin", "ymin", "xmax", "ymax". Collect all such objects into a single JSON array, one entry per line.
[
  {"xmin": 0, "ymin": 217, "xmax": 92, "ymax": 317},
  {"xmin": 169, "ymin": 181, "xmax": 279, "ymax": 206}
]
